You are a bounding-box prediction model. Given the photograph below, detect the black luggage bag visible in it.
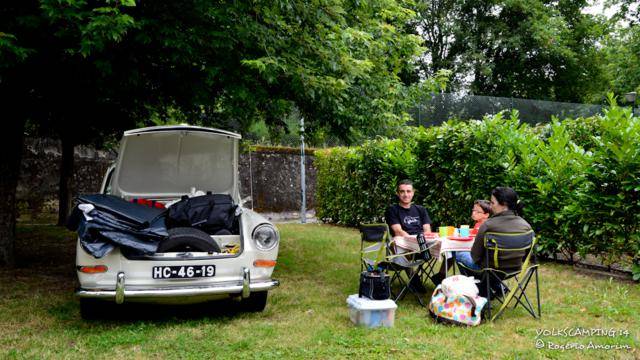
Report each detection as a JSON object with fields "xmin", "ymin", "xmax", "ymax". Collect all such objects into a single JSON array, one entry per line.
[{"xmin": 166, "ymin": 193, "xmax": 237, "ymax": 234}]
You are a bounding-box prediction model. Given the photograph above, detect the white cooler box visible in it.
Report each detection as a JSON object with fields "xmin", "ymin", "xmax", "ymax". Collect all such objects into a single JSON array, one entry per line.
[{"xmin": 346, "ymin": 294, "xmax": 397, "ymax": 328}]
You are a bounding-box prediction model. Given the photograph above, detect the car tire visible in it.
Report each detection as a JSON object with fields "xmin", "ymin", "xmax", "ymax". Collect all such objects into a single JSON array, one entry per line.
[
  {"xmin": 241, "ymin": 291, "xmax": 268, "ymax": 312},
  {"xmin": 158, "ymin": 227, "xmax": 221, "ymax": 253},
  {"xmin": 79, "ymin": 298, "xmax": 113, "ymax": 320}
]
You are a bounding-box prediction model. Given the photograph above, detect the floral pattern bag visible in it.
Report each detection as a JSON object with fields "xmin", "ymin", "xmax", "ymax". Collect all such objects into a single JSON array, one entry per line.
[{"xmin": 428, "ymin": 285, "xmax": 487, "ymax": 326}]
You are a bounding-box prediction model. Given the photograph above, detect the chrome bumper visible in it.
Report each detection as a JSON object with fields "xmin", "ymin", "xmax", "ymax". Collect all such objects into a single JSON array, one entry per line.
[{"xmin": 76, "ymin": 268, "xmax": 279, "ymax": 304}]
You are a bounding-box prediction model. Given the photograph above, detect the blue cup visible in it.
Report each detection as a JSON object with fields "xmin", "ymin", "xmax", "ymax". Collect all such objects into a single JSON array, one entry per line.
[{"xmin": 459, "ymin": 226, "xmax": 470, "ymax": 237}]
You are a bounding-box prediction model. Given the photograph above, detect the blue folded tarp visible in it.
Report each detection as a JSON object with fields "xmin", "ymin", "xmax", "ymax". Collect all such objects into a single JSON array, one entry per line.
[{"xmin": 68, "ymin": 194, "xmax": 168, "ymax": 258}]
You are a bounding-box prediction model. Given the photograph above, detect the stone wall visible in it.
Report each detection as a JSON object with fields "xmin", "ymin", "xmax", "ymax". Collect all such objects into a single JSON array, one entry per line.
[
  {"xmin": 238, "ymin": 147, "xmax": 316, "ymax": 212},
  {"xmin": 17, "ymin": 138, "xmax": 315, "ymax": 217},
  {"xmin": 17, "ymin": 138, "xmax": 117, "ymax": 215}
]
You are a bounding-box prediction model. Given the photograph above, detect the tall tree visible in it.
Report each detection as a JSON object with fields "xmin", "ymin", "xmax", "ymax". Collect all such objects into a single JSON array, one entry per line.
[
  {"xmin": 18, "ymin": 0, "xmax": 141, "ymax": 225},
  {"xmin": 410, "ymin": 0, "xmax": 606, "ymax": 102},
  {"xmin": 0, "ymin": 0, "xmax": 422, "ymax": 266},
  {"xmin": 590, "ymin": 2, "xmax": 640, "ymax": 101},
  {"xmin": 608, "ymin": 0, "xmax": 639, "ymax": 26}
]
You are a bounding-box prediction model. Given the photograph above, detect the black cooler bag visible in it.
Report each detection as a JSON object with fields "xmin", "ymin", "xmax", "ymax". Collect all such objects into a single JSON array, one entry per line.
[{"xmin": 359, "ymin": 271, "xmax": 391, "ymax": 300}]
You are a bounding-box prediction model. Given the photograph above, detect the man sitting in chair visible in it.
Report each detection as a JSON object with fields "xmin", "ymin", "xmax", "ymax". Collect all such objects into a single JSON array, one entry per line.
[{"xmin": 384, "ymin": 179, "xmax": 432, "ymax": 293}]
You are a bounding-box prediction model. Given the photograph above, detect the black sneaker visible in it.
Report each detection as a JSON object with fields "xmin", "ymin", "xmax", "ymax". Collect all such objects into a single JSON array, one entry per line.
[
  {"xmin": 490, "ymin": 284, "xmax": 510, "ymax": 300},
  {"xmin": 498, "ymin": 284, "xmax": 510, "ymax": 298},
  {"xmin": 481, "ymin": 303, "xmax": 490, "ymax": 320},
  {"xmin": 409, "ymin": 277, "xmax": 428, "ymax": 293},
  {"xmin": 430, "ymin": 273, "xmax": 445, "ymax": 286}
]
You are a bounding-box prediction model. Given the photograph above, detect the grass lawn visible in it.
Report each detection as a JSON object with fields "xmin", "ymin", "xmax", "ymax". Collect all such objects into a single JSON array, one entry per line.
[{"xmin": 1, "ymin": 223, "xmax": 639, "ymax": 359}]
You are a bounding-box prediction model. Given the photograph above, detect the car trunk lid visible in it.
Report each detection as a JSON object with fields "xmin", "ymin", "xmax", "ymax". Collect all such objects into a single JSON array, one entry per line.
[{"xmin": 110, "ymin": 126, "xmax": 241, "ymax": 202}]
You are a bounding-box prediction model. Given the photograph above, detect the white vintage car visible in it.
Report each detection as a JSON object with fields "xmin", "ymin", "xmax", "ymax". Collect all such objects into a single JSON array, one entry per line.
[{"xmin": 75, "ymin": 125, "xmax": 279, "ymax": 318}]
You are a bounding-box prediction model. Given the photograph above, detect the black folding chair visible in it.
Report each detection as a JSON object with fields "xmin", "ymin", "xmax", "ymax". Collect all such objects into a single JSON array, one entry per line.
[
  {"xmin": 384, "ymin": 239, "xmax": 436, "ymax": 307},
  {"xmin": 359, "ymin": 223, "xmax": 389, "ymax": 272},
  {"xmin": 360, "ymin": 223, "xmax": 437, "ymax": 306},
  {"xmin": 457, "ymin": 230, "xmax": 541, "ymax": 321},
  {"xmin": 359, "ymin": 224, "xmax": 413, "ymax": 303}
]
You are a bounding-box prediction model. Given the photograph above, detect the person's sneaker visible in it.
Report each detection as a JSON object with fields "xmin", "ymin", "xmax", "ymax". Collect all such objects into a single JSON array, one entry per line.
[
  {"xmin": 481, "ymin": 303, "xmax": 490, "ymax": 320},
  {"xmin": 409, "ymin": 277, "xmax": 428, "ymax": 293},
  {"xmin": 430, "ymin": 273, "xmax": 445, "ymax": 286},
  {"xmin": 498, "ymin": 284, "xmax": 510, "ymax": 298},
  {"xmin": 489, "ymin": 284, "xmax": 510, "ymax": 300}
]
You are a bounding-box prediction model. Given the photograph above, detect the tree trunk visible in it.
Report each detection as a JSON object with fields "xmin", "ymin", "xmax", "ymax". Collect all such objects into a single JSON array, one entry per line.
[
  {"xmin": 0, "ymin": 119, "xmax": 26, "ymax": 267},
  {"xmin": 57, "ymin": 138, "xmax": 76, "ymax": 226}
]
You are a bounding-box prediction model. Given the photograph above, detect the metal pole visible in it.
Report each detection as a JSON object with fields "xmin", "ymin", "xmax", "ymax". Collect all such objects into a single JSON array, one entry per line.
[
  {"xmin": 624, "ymin": 92, "xmax": 637, "ymax": 116},
  {"xmin": 248, "ymin": 145, "xmax": 254, "ymax": 211},
  {"xmin": 300, "ymin": 117, "xmax": 306, "ymax": 224}
]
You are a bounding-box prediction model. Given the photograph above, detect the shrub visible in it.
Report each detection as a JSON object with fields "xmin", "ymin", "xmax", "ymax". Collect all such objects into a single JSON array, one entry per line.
[
  {"xmin": 565, "ymin": 105, "xmax": 640, "ymax": 270},
  {"xmin": 560, "ymin": 115, "xmax": 603, "ymax": 151},
  {"xmin": 413, "ymin": 111, "xmax": 538, "ymax": 226},
  {"xmin": 315, "ymin": 147, "xmax": 354, "ymax": 225},
  {"xmin": 511, "ymin": 121, "xmax": 589, "ymax": 260},
  {"xmin": 315, "ymin": 137, "xmax": 416, "ymax": 226}
]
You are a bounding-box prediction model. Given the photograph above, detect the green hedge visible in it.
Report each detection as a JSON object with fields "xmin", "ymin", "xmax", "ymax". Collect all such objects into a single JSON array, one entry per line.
[
  {"xmin": 315, "ymin": 105, "xmax": 640, "ymax": 278},
  {"xmin": 316, "ymin": 138, "xmax": 416, "ymax": 225}
]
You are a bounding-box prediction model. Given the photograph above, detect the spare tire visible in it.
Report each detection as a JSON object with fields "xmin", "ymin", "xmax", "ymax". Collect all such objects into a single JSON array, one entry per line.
[{"xmin": 157, "ymin": 227, "xmax": 221, "ymax": 253}]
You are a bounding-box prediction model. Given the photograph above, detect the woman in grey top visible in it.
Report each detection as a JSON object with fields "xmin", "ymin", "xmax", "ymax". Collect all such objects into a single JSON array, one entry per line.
[{"xmin": 456, "ymin": 187, "xmax": 532, "ymax": 272}]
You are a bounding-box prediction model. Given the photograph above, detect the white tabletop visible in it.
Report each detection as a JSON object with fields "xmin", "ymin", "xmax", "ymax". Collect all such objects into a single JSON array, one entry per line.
[
  {"xmin": 391, "ymin": 235, "xmax": 475, "ymax": 259},
  {"xmin": 439, "ymin": 236, "xmax": 474, "ymax": 253}
]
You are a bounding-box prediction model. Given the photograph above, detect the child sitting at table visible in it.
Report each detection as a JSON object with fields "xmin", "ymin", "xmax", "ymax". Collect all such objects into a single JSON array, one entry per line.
[
  {"xmin": 454, "ymin": 199, "xmax": 491, "ymax": 270},
  {"xmin": 470, "ymin": 199, "xmax": 491, "ymax": 235},
  {"xmin": 430, "ymin": 199, "xmax": 491, "ymax": 286}
]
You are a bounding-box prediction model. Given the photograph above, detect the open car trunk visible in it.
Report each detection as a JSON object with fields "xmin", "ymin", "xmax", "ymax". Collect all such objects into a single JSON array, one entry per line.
[
  {"xmin": 69, "ymin": 194, "xmax": 243, "ymax": 259},
  {"xmin": 69, "ymin": 126, "xmax": 246, "ymax": 259}
]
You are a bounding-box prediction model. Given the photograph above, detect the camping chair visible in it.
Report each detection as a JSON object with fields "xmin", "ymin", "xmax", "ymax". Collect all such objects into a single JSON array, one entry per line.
[
  {"xmin": 359, "ymin": 224, "xmax": 436, "ymax": 306},
  {"xmin": 385, "ymin": 238, "xmax": 437, "ymax": 307},
  {"xmin": 359, "ymin": 223, "xmax": 390, "ymax": 272},
  {"xmin": 456, "ymin": 230, "xmax": 541, "ymax": 321}
]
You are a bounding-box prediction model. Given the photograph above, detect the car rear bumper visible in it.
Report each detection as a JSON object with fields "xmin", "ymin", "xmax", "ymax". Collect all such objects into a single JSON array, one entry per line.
[{"xmin": 76, "ymin": 268, "xmax": 279, "ymax": 304}]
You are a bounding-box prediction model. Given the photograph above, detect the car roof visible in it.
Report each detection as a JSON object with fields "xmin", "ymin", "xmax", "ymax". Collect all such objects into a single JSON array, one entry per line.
[{"xmin": 124, "ymin": 125, "xmax": 242, "ymax": 139}]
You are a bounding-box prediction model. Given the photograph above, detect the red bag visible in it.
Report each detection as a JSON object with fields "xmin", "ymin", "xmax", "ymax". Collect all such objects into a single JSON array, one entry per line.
[{"xmin": 130, "ymin": 198, "xmax": 165, "ymax": 209}]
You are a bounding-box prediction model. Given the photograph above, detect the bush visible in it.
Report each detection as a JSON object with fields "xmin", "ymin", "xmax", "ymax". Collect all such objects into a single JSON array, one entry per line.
[
  {"xmin": 512, "ymin": 121, "xmax": 589, "ymax": 260},
  {"xmin": 413, "ymin": 111, "xmax": 537, "ymax": 226},
  {"xmin": 565, "ymin": 105, "xmax": 640, "ymax": 269},
  {"xmin": 316, "ymin": 137, "xmax": 416, "ymax": 226}
]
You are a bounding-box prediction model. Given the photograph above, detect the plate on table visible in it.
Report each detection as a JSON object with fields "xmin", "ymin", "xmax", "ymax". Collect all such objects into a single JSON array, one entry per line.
[{"xmin": 447, "ymin": 236, "xmax": 474, "ymax": 241}]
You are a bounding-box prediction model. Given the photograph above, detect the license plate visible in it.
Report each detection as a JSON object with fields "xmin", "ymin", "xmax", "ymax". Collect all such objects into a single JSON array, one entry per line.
[{"xmin": 152, "ymin": 265, "xmax": 216, "ymax": 279}]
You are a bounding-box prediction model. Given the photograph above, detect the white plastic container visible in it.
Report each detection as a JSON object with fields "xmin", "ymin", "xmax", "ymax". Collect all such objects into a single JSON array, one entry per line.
[{"xmin": 346, "ymin": 294, "xmax": 397, "ymax": 328}]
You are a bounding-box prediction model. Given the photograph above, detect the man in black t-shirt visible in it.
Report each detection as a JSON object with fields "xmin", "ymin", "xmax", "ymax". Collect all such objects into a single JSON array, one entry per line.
[
  {"xmin": 385, "ymin": 179, "xmax": 431, "ymax": 237},
  {"xmin": 384, "ymin": 179, "xmax": 432, "ymax": 293}
]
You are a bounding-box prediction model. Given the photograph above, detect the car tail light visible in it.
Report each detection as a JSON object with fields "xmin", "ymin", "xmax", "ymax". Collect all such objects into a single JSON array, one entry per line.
[
  {"xmin": 78, "ymin": 265, "xmax": 108, "ymax": 273},
  {"xmin": 253, "ymin": 260, "xmax": 277, "ymax": 268}
]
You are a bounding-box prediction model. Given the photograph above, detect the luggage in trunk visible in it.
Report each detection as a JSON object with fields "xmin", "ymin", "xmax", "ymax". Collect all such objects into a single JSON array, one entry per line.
[
  {"xmin": 166, "ymin": 194, "xmax": 237, "ymax": 235},
  {"xmin": 68, "ymin": 194, "xmax": 168, "ymax": 258}
]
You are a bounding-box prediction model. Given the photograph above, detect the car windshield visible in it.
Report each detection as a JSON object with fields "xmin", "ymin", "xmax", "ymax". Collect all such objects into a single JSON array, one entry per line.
[{"xmin": 117, "ymin": 131, "xmax": 236, "ymax": 195}]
